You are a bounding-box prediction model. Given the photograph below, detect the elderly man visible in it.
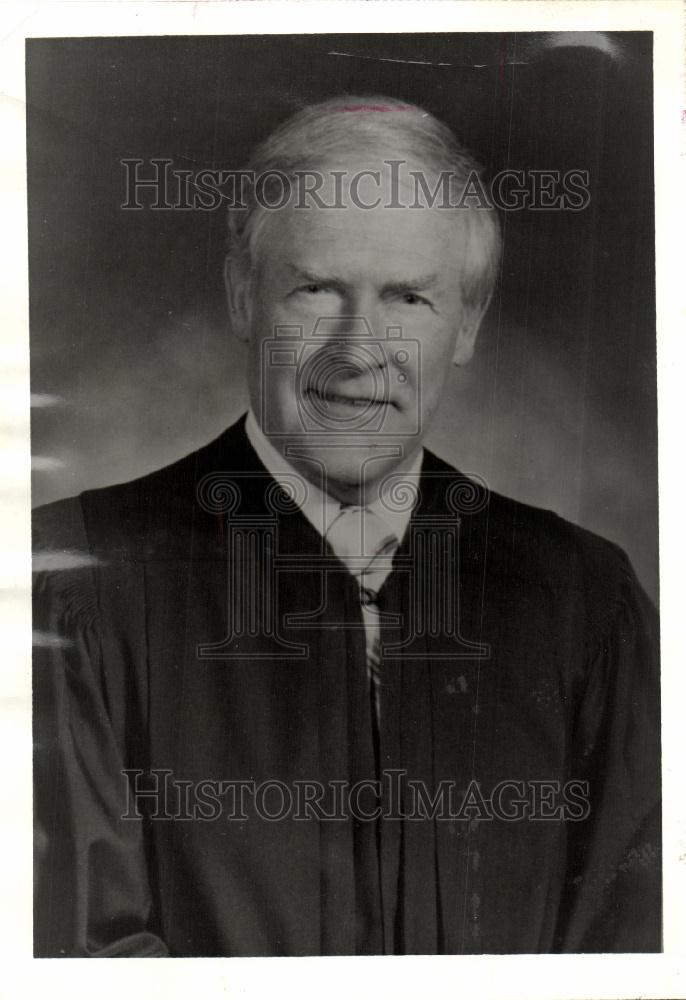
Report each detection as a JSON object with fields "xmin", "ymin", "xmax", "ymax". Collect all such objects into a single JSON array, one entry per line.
[{"xmin": 33, "ymin": 96, "xmax": 660, "ymax": 957}]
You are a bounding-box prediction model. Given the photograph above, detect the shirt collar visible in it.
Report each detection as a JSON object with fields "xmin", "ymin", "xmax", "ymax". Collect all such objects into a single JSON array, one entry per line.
[{"xmin": 245, "ymin": 410, "xmax": 422, "ymax": 544}]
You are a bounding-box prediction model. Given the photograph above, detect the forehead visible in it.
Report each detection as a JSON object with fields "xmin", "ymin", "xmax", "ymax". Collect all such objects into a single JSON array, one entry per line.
[{"xmin": 256, "ymin": 171, "xmax": 466, "ymax": 280}]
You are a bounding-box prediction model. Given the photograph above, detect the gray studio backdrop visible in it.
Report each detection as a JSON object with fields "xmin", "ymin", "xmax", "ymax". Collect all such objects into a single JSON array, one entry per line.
[{"xmin": 27, "ymin": 32, "xmax": 658, "ymax": 602}]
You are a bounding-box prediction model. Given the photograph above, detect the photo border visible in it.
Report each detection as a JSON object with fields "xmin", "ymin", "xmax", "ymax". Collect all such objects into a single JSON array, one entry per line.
[{"xmin": 2, "ymin": 3, "xmax": 683, "ymax": 998}]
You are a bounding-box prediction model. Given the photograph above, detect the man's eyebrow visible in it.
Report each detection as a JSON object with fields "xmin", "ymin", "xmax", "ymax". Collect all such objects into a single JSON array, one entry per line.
[
  {"xmin": 287, "ymin": 267, "xmax": 440, "ymax": 294},
  {"xmin": 288, "ymin": 266, "xmax": 344, "ymax": 286},
  {"xmin": 381, "ymin": 275, "xmax": 439, "ymax": 295}
]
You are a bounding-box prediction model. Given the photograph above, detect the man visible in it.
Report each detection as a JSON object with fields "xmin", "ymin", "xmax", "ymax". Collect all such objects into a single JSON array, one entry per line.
[{"xmin": 33, "ymin": 96, "xmax": 661, "ymax": 957}]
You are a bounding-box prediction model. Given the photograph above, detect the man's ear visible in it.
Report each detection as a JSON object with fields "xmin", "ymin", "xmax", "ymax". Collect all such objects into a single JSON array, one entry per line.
[
  {"xmin": 224, "ymin": 255, "xmax": 253, "ymax": 344},
  {"xmin": 452, "ymin": 297, "xmax": 490, "ymax": 366}
]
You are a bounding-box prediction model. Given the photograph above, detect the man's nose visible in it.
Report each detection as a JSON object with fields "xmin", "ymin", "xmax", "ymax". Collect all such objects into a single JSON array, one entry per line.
[
  {"xmin": 322, "ymin": 297, "xmax": 387, "ymax": 355},
  {"xmin": 319, "ymin": 319, "xmax": 387, "ymax": 376},
  {"xmin": 345, "ymin": 291, "xmax": 385, "ymax": 338}
]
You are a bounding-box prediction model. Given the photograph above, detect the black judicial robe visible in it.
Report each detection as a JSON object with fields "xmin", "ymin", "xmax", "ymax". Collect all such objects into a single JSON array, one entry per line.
[{"xmin": 32, "ymin": 416, "xmax": 661, "ymax": 956}]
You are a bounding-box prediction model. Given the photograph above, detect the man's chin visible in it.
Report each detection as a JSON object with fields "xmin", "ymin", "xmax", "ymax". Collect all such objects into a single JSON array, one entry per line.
[{"xmin": 286, "ymin": 437, "xmax": 421, "ymax": 500}]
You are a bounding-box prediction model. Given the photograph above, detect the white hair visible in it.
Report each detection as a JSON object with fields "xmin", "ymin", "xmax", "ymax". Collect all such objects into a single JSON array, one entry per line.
[{"xmin": 227, "ymin": 95, "xmax": 501, "ymax": 313}]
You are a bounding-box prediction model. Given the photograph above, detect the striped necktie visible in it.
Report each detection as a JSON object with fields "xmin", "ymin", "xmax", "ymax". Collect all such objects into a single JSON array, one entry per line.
[{"xmin": 325, "ymin": 506, "xmax": 399, "ymax": 722}]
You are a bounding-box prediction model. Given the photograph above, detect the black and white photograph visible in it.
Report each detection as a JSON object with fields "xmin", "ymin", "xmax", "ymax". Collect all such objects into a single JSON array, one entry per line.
[{"xmin": 11, "ymin": 4, "xmax": 681, "ymax": 984}]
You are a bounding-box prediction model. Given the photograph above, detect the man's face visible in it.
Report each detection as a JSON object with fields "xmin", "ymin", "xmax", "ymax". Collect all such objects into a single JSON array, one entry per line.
[{"xmin": 237, "ymin": 163, "xmax": 482, "ymax": 501}]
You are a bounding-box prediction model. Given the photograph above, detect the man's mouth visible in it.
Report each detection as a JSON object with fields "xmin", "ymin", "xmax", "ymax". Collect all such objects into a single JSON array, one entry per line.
[{"xmin": 305, "ymin": 387, "xmax": 394, "ymax": 409}]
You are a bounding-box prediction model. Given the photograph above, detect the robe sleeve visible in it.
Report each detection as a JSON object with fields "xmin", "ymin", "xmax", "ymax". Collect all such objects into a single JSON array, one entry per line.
[
  {"xmin": 33, "ymin": 500, "xmax": 168, "ymax": 957},
  {"xmin": 554, "ymin": 546, "xmax": 661, "ymax": 952}
]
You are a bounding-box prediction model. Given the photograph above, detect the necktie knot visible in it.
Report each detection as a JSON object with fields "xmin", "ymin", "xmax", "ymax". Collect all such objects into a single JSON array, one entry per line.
[{"xmin": 326, "ymin": 506, "xmax": 398, "ymax": 591}]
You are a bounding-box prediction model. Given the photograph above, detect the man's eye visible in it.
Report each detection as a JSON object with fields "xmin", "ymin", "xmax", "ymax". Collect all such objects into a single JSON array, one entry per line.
[
  {"xmin": 289, "ymin": 283, "xmax": 337, "ymax": 302},
  {"xmin": 403, "ymin": 293, "xmax": 429, "ymax": 306}
]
